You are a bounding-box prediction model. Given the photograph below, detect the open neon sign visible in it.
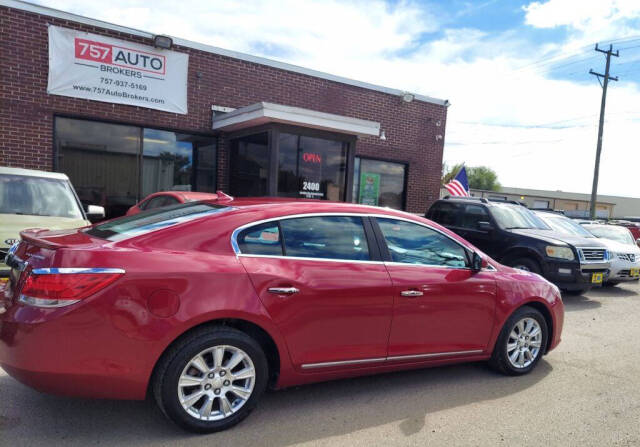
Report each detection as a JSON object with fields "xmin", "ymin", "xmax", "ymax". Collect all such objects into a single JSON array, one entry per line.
[{"xmin": 302, "ymin": 153, "xmax": 322, "ymax": 163}]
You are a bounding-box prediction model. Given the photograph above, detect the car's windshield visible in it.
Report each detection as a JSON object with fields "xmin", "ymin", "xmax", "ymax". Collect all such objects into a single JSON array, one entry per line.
[
  {"xmin": 490, "ymin": 204, "xmax": 550, "ymax": 230},
  {"xmin": 541, "ymin": 215, "xmax": 595, "ymax": 238},
  {"xmin": 0, "ymin": 174, "xmax": 83, "ymax": 219},
  {"xmin": 86, "ymin": 202, "xmax": 229, "ymax": 241},
  {"xmin": 585, "ymin": 225, "xmax": 635, "ymax": 245}
]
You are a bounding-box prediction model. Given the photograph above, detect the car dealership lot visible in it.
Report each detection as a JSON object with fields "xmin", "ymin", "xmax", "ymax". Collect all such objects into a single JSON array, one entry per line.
[{"xmin": 2, "ymin": 283, "xmax": 640, "ymax": 446}]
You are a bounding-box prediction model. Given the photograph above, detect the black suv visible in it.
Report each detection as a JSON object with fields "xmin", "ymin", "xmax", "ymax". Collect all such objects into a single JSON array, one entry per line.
[{"xmin": 426, "ymin": 197, "xmax": 611, "ymax": 293}]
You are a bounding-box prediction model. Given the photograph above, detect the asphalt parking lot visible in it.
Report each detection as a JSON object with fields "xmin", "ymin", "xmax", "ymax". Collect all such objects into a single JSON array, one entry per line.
[{"xmin": 1, "ymin": 282, "xmax": 640, "ymax": 446}]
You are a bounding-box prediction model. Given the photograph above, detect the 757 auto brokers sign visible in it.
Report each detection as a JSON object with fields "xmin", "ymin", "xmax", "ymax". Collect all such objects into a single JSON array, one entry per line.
[{"xmin": 47, "ymin": 26, "xmax": 188, "ymax": 114}]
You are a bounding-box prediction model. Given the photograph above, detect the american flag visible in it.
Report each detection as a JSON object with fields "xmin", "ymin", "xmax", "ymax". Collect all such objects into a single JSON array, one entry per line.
[{"xmin": 444, "ymin": 166, "xmax": 470, "ymax": 197}]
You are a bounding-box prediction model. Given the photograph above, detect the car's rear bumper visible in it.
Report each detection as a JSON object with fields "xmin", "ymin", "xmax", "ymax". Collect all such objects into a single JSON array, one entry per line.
[{"xmin": 0, "ymin": 295, "xmax": 152, "ymax": 400}]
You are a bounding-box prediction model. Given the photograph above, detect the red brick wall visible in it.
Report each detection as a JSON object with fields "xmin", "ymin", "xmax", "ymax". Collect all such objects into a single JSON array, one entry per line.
[{"xmin": 0, "ymin": 6, "xmax": 447, "ymax": 213}]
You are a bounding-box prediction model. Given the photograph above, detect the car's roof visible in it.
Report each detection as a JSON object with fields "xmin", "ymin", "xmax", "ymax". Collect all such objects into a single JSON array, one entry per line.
[
  {"xmin": 534, "ymin": 211, "xmax": 564, "ymax": 217},
  {"xmin": 143, "ymin": 191, "xmax": 219, "ymax": 202},
  {"xmin": 205, "ymin": 197, "xmax": 418, "ymax": 219},
  {"xmin": 435, "ymin": 197, "xmax": 523, "ymax": 207},
  {"xmin": 583, "ymin": 223, "xmax": 625, "ymax": 230},
  {"xmin": 0, "ymin": 166, "xmax": 70, "ymax": 180}
]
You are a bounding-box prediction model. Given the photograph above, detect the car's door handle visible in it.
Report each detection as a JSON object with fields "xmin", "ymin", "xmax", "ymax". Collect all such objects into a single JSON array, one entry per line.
[
  {"xmin": 268, "ymin": 287, "xmax": 300, "ymax": 295},
  {"xmin": 400, "ymin": 290, "xmax": 424, "ymax": 297}
]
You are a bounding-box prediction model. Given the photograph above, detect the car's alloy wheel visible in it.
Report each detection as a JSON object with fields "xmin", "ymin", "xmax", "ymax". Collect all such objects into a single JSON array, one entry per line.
[
  {"xmin": 153, "ymin": 326, "xmax": 268, "ymax": 433},
  {"xmin": 506, "ymin": 317, "xmax": 542, "ymax": 369},
  {"xmin": 178, "ymin": 345, "xmax": 256, "ymax": 421},
  {"xmin": 489, "ymin": 306, "xmax": 548, "ymax": 375}
]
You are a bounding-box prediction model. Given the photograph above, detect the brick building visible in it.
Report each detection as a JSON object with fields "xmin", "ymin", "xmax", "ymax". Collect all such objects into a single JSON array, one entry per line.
[{"xmin": 0, "ymin": 0, "xmax": 449, "ymax": 218}]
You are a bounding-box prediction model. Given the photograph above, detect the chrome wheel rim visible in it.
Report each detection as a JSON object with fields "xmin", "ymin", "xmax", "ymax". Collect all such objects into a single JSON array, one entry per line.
[
  {"xmin": 178, "ymin": 345, "xmax": 255, "ymax": 421},
  {"xmin": 507, "ymin": 317, "xmax": 542, "ymax": 369}
]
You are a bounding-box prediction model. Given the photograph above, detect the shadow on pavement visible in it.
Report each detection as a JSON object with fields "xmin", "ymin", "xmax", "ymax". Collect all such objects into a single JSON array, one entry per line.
[
  {"xmin": 588, "ymin": 285, "xmax": 638, "ymax": 298},
  {"xmin": 0, "ymin": 360, "xmax": 552, "ymax": 446},
  {"xmin": 561, "ymin": 294, "xmax": 602, "ymax": 312}
]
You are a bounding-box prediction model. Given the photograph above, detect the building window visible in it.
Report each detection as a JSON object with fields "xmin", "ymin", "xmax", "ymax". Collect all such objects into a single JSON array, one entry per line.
[
  {"xmin": 54, "ymin": 117, "xmax": 216, "ymax": 219},
  {"xmin": 229, "ymin": 132, "xmax": 269, "ymax": 197},
  {"xmin": 353, "ymin": 157, "xmax": 407, "ymax": 210},
  {"xmin": 533, "ymin": 200, "xmax": 550, "ymax": 209},
  {"xmin": 277, "ymin": 133, "xmax": 347, "ymax": 201}
]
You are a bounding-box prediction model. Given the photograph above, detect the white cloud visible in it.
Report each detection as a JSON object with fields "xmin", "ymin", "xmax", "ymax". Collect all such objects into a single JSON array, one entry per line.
[
  {"xmin": 32, "ymin": 0, "xmax": 640, "ymax": 197},
  {"xmin": 524, "ymin": 0, "xmax": 640, "ymax": 51},
  {"xmin": 524, "ymin": 0, "xmax": 640, "ymax": 31}
]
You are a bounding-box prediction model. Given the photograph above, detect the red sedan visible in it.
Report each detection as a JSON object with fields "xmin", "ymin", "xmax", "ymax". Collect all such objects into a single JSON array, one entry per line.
[
  {"xmin": 0, "ymin": 198, "xmax": 563, "ymax": 433},
  {"xmin": 126, "ymin": 191, "xmax": 221, "ymax": 215}
]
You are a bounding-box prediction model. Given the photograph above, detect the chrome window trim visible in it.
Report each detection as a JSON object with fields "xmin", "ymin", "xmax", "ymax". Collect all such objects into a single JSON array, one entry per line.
[
  {"xmin": 31, "ymin": 268, "xmax": 126, "ymax": 275},
  {"xmin": 237, "ymin": 253, "xmax": 497, "ymax": 272},
  {"xmin": 230, "ymin": 212, "xmax": 486, "ymax": 266},
  {"xmin": 301, "ymin": 349, "xmax": 484, "ymax": 369},
  {"xmin": 237, "ymin": 253, "xmax": 385, "ymax": 265}
]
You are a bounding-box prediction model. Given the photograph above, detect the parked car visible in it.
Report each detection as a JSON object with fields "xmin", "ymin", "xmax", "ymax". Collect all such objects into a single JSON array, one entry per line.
[
  {"xmin": 126, "ymin": 191, "xmax": 220, "ymax": 216},
  {"xmin": 536, "ymin": 212, "xmax": 640, "ymax": 285},
  {"xmin": 607, "ymin": 220, "xmax": 640, "ymax": 245},
  {"xmin": 426, "ymin": 197, "xmax": 610, "ymax": 294},
  {"xmin": 0, "ymin": 167, "xmax": 104, "ymax": 279},
  {"xmin": 0, "ymin": 198, "xmax": 564, "ymax": 433}
]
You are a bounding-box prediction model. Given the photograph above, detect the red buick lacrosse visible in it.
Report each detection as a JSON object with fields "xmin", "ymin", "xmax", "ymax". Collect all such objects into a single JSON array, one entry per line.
[{"xmin": 0, "ymin": 197, "xmax": 563, "ymax": 433}]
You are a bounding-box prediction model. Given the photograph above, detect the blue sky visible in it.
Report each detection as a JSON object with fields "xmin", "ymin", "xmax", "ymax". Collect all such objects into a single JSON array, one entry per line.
[{"xmin": 36, "ymin": 0, "xmax": 640, "ymax": 196}]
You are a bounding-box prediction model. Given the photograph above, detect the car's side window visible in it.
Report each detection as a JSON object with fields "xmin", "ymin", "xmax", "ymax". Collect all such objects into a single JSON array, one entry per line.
[
  {"xmin": 145, "ymin": 196, "xmax": 169, "ymax": 210},
  {"xmin": 459, "ymin": 205, "xmax": 490, "ymax": 230},
  {"xmin": 163, "ymin": 196, "xmax": 180, "ymax": 206},
  {"xmin": 237, "ymin": 222, "xmax": 283, "ymax": 256},
  {"xmin": 429, "ymin": 203, "xmax": 459, "ymax": 227},
  {"xmin": 138, "ymin": 198, "xmax": 152, "ymax": 210},
  {"xmin": 377, "ymin": 218, "xmax": 469, "ymax": 268},
  {"xmin": 280, "ymin": 216, "xmax": 370, "ymax": 261}
]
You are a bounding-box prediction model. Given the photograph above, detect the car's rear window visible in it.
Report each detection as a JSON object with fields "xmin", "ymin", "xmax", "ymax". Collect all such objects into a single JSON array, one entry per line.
[{"xmin": 86, "ymin": 202, "xmax": 229, "ymax": 241}]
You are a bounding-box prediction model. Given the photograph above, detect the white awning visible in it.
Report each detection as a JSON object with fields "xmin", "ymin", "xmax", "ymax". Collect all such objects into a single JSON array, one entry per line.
[{"xmin": 212, "ymin": 102, "xmax": 380, "ymax": 137}]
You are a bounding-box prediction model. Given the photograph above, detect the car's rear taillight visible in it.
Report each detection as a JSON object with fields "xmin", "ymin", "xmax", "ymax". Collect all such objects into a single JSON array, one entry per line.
[{"xmin": 19, "ymin": 268, "xmax": 124, "ymax": 308}]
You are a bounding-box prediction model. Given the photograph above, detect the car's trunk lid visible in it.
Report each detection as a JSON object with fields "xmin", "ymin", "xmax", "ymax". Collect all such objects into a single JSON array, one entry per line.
[{"xmin": 2, "ymin": 228, "xmax": 107, "ymax": 310}]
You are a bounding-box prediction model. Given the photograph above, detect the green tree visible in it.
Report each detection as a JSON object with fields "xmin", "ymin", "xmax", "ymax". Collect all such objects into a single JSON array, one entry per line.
[
  {"xmin": 441, "ymin": 162, "xmax": 464, "ymax": 185},
  {"xmin": 442, "ymin": 164, "xmax": 501, "ymax": 191},
  {"xmin": 467, "ymin": 166, "xmax": 501, "ymax": 191}
]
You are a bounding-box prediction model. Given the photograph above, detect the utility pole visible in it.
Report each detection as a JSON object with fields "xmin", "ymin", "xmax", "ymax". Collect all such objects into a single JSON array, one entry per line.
[{"xmin": 588, "ymin": 44, "xmax": 618, "ymax": 219}]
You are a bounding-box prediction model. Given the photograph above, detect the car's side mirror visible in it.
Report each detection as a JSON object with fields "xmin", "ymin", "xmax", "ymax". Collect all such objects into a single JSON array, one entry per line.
[
  {"xmin": 471, "ymin": 252, "xmax": 486, "ymax": 271},
  {"xmin": 478, "ymin": 221, "xmax": 493, "ymax": 231},
  {"xmin": 86, "ymin": 205, "xmax": 105, "ymax": 222}
]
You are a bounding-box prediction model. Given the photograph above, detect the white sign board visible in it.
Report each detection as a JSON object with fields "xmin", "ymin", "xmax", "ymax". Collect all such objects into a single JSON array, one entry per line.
[{"xmin": 47, "ymin": 26, "xmax": 188, "ymax": 114}]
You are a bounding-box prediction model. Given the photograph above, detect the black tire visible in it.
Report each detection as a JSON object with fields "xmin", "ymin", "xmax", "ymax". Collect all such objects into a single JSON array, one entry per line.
[
  {"xmin": 489, "ymin": 306, "xmax": 548, "ymax": 376},
  {"xmin": 152, "ymin": 326, "xmax": 268, "ymax": 433},
  {"xmin": 508, "ymin": 257, "xmax": 541, "ymax": 274},
  {"xmin": 605, "ymin": 281, "xmax": 620, "ymax": 287}
]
